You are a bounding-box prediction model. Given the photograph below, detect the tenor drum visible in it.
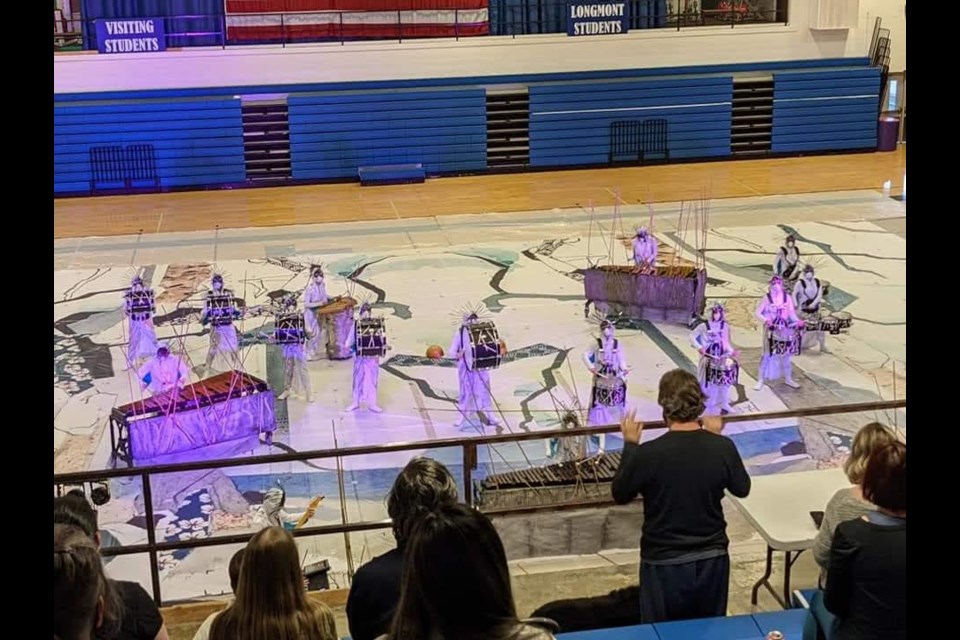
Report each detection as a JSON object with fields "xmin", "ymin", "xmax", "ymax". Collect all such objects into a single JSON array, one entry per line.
[
  {"xmin": 800, "ymin": 310, "xmax": 821, "ymax": 332},
  {"xmin": 355, "ymin": 318, "xmax": 387, "ymax": 358},
  {"xmin": 819, "ymin": 315, "xmax": 841, "ymax": 335},
  {"xmin": 592, "ymin": 372, "xmax": 626, "ymax": 408},
  {"xmin": 275, "ymin": 313, "xmax": 305, "ymax": 345},
  {"xmin": 463, "ymin": 322, "xmax": 502, "ymax": 371},
  {"xmin": 319, "ymin": 297, "xmax": 357, "ymax": 360},
  {"xmin": 832, "ymin": 311, "xmax": 853, "ymax": 330},
  {"xmin": 706, "ymin": 357, "xmax": 740, "ymax": 386}
]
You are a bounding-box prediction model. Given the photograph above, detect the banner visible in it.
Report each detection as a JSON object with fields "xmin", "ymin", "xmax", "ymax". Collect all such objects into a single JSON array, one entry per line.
[
  {"xmin": 95, "ymin": 17, "xmax": 166, "ymax": 53},
  {"xmin": 567, "ymin": 1, "xmax": 628, "ymax": 36}
]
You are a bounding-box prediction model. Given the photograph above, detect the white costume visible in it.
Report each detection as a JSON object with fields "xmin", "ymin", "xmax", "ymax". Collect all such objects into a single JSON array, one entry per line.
[
  {"xmin": 449, "ymin": 316, "xmax": 500, "ymax": 429},
  {"xmin": 773, "ymin": 235, "xmax": 801, "ymax": 282},
  {"xmin": 689, "ymin": 308, "xmax": 737, "ymax": 414},
  {"xmin": 793, "ymin": 266, "xmax": 828, "ymax": 353},
  {"xmin": 201, "ymin": 276, "xmax": 241, "ymax": 372},
  {"xmin": 137, "ymin": 348, "xmax": 189, "ymax": 397},
  {"xmin": 583, "ymin": 322, "xmax": 629, "ymax": 452},
  {"xmin": 271, "ymin": 299, "xmax": 313, "ymax": 402},
  {"xmin": 123, "ymin": 277, "xmax": 158, "ymax": 369},
  {"xmin": 346, "ymin": 305, "xmax": 385, "ymax": 413},
  {"xmin": 632, "ymin": 227, "xmax": 658, "ymax": 269},
  {"xmin": 255, "ymin": 488, "xmax": 315, "ymax": 532},
  {"xmin": 755, "ymin": 278, "xmax": 802, "ymax": 390},
  {"xmin": 302, "ymin": 271, "xmax": 329, "ymax": 360}
]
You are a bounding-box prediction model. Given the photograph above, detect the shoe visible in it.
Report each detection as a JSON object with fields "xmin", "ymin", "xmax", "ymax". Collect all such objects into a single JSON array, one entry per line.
[
  {"xmin": 278, "ymin": 390, "xmax": 290, "ymax": 400},
  {"xmin": 785, "ymin": 378, "xmax": 801, "ymax": 389},
  {"xmin": 722, "ymin": 405, "xmax": 735, "ymax": 414},
  {"xmin": 263, "ymin": 432, "xmax": 274, "ymax": 445},
  {"xmin": 820, "ymin": 345, "xmax": 831, "ymax": 354},
  {"xmin": 753, "ymin": 380, "xmax": 765, "ymax": 392},
  {"xmin": 346, "ymin": 403, "xmax": 359, "ymax": 412},
  {"xmin": 485, "ymin": 415, "xmax": 501, "ymax": 427},
  {"xmin": 370, "ymin": 405, "xmax": 383, "ymax": 413}
]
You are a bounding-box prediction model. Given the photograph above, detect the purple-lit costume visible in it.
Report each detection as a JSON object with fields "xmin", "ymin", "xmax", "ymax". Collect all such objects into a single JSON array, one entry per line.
[
  {"xmin": 449, "ymin": 314, "xmax": 500, "ymax": 428},
  {"xmin": 124, "ymin": 276, "xmax": 158, "ymax": 368}
]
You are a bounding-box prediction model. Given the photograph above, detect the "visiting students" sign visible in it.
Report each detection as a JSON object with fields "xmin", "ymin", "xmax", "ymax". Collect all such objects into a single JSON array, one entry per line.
[{"xmin": 95, "ymin": 18, "xmax": 167, "ymax": 54}]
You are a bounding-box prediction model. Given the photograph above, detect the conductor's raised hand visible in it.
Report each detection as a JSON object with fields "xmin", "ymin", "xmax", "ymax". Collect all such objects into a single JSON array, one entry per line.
[{"xmin": 620, "ymin": 408, "xmax": 643, "ymax": 445}]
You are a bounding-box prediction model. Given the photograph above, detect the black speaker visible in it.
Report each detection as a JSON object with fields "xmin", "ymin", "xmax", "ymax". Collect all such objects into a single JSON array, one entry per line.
[{"xmin": 304, "ymin": 559, "xmax": 331, "ymax": 591}]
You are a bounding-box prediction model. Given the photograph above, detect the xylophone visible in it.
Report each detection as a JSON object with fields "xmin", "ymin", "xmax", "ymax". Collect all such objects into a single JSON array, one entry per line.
[
  {"xmin": 109, "ymin": 371, "xmax": 275, "ymax": 465},
  {"xmin": 476, "ymin": 451, "xmax": 622, "ymax": 510},
  {"xmin": 584, "ymin": 264, "xmax": 707, "ymax": 324}
]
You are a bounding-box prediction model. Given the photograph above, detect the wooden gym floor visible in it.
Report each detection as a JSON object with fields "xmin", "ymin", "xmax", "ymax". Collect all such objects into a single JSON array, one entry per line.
[{"xmin": 53, "ymin": 147, "xmax": 906, "ymax": 240}]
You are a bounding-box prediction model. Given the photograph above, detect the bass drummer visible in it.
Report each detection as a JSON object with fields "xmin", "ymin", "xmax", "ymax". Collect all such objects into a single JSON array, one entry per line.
[
  {"xmin": 449, "ymin": 312, "xmax": 502, "ymax": 430},
  {"xmin": 689, "ymin": 304, "xmax": 738, "ymax": 415},
  {"xmin": 583, "ymin": 319, "xmax": 630, "ymax": 453},
  {"xmin": 793, "ymin": 264, "xmax": 829, "ymax": 353}
]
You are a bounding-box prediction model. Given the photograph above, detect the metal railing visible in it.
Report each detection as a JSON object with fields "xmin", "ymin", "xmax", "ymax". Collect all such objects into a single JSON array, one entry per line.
[
  {"xmin": 54, "ymin": 1, "xmax": 790, "ymax": 51},
  {"xmin": 53, "ymin": 398, "xmax": 905, "ymax": 606}
]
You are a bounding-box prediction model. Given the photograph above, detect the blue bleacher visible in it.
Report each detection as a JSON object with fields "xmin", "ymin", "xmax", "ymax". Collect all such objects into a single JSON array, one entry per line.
[
  {"xmin": 358, "ymin": 163, "xmax": 426, "ymax": 186},
  {"xmin": 554, "ymin": 611, "xmax": 810, "ymax": 640}
]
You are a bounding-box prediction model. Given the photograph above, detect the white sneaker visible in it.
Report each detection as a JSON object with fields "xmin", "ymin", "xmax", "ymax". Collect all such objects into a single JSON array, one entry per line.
[
  {"xmin": 753, "ymin": 380, "xmax": 765, "ymax": 392},
  {"xmin": 278, "ymin": 390, "xmax": 291, "ymax": 400},
  {"xmin": 785, "ymin": 378, "xmax": 801, "ymax": 389},
  {"xmin": 370, "ymin": 405, "xmax": 383, "ymax": 413},
  {"xmin": 345, "ymin": 403, "xmax": 359, "ymax": 412},
  {"xmin": 722, "ymin": 405, "xmax": 735, "ymax": 414}
]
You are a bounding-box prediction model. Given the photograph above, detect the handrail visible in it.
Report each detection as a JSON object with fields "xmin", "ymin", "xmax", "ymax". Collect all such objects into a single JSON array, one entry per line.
[{"xmin": 54, "ymin": 398, "xmax": 904, "ymax": 606}]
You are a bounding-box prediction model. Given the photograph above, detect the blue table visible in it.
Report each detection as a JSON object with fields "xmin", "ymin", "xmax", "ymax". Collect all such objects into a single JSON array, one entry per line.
[
  {"xmin": 557, "ymin": 624, "xmax": 659, "ymax": 640},
  {"xmin": 654, "ymin": 615, "xmax": 764, "ymax": 640},
  {"xmin": 753, "ymin": 609, "xmax": 808, "ymax": 637}
]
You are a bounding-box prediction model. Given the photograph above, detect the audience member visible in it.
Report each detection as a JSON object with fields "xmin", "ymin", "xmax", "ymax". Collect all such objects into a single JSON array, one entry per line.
[
  {"xmin": 531, "ymin": 586, "xmax": 641, "ymax": 633},
  {"xmin": 191, "ymin": 548, "xmax": 246, "ymax": 640},
  {"xmin": 611, "ymin": 368, "xmax": 751, "ymax": 623},
  {"xmin": 346, "ymin": 457, "xmax": 458, "ymax": 640},
  {"xmin": 54, "ymin": 492, "xmax": 170, "ymax": 640},
  {"xmin": 804, "ymin": 442, "xmax": 906, "ymax": 640},
  {"xmin": 813, "ymin": 422, "xmax": 898, "ymax": 573},
  {"xmin": 382, "ymin": 503, "xmax": 556, "ymax": 640},
  {"xmin": 209, "ymin": 526, "xmax": 337, "ymax": 640},
  {"xmin": 55, "ymin": 523, "xmax": 120, "ymax": 640}
]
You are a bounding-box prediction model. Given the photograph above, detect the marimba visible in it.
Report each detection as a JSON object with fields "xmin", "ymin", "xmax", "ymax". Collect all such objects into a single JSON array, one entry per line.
[
  {"xmin": 584, "ymin": 263, "xmax": 707, "ymax": 324},
  {"xmin": 110, "ymin": 371, "xmax": 275, "ymax": 465}
]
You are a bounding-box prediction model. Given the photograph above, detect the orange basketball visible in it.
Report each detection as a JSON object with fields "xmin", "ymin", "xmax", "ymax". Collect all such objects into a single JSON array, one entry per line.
[
  {"xmin": 499, "ymin": 339, "xmax": 508, "ymax": 355},
  {"xmin": 426, "ymin": 345, "xmax": 444, "ymax": 359}
]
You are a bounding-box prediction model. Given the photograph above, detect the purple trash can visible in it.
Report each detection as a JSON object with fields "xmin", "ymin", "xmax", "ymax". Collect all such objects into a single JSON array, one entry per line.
[{"xmin": 878, "ymin": 116, "xmax": 901, "ymax": 152}]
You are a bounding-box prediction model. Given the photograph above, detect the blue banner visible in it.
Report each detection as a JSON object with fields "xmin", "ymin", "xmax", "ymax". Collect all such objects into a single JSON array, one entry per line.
[
  {"xmin": 95, "ymin": 17, "xmax": 166, "ymax": 53},
  {"xmin": 567, "ymin": 1, "xmax": 629, "ymax": 36}
]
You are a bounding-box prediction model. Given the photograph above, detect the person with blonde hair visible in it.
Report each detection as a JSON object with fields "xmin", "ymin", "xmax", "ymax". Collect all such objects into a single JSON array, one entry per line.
[
  {"xmin": 812, "ymin": 422, "xmax": 898, "ymax": 571},
  {"xmin": 209, "ymin": 527, "xmax": 337, "ymax": 640}
]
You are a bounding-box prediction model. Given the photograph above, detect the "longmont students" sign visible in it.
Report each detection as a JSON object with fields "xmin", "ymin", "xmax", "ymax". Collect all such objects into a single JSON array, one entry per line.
[{"xmin": 567, "ymin": 1, "xmax": 629, "ymax": 36}]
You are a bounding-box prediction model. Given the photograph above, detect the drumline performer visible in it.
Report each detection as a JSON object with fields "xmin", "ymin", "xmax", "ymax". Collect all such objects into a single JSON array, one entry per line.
[
  {"xmin": 346, "ymin": 303, "xmax": 388, "ymax": 413},
  {"xmin": 583, "ymin": 319, "xmax": 630, "ymax": 452},
  {"xmin": 123, "ymin": 275, "xmax": 159, "ymax": 370},
  {"xmin": 302, "ymin": 267, "xmax": 329, "ymax": 361},
  {"xmin": 268, "ymin": 296, "xmax": 313, "ymax": 403},
  {"xmin": 689, "ymin": 304, "xmax": 738, "ymax": 415},
  {"xmin": 632, "ymin": 226, "xmax": 658, "ymax": 271},
  {"xmin": 449, "ymin": 312, "xmax": 501, "ymax": 429},
  {"xmin": 200, "ymin": 274, "xmax": 242, "ymax": 373},
  {"xmin": 256, "ymin": 487, "xmax": 320, "ymax": 531},
  {"xmin": 773, "ymin": 234, "xmax": 801, "ymax": 283},
  {"xmin": 138, "ymin": 345, "xmax": 189, "ymax": 398},
  {"xmin": 792, "ymin": 265, "xmax": 829, "ymax": 353},
  {"xmin": 754, "ymin": 276, "xmax": 803, "ymax": 391}
]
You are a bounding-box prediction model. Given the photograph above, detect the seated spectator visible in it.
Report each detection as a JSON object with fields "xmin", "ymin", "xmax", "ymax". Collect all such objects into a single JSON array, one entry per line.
[
  {"xmin": 55, "ymin": 523, "xmax": 120, "ymax": 640},
  {"xmin": 209, "ymin": 526, "xmax": 337, "ymax": 640},
  {"xmin": 812, "ymin": 422, "xmax": 898, "ymax": 575},
  {"xmin": 531, "ymin": 586, "xmax": 641, "ymax": 633},
  {"xmin": 381, "ymin": 502, "xmax": 556, "ymax": 640},
  {"xmin": 346, "ymin": 457, "xmax": 458, "ymax": 640},
  {"xmin": 804, "ymin": 442, "xmax": 906, "ymax": 640},
  {"xmin": 54, "ymin": 492, "xmax": 170, "ymax": 640},
  {"xmin": 192, "ymin": 547, "xmax": 246, "ymax": 640},
  {"xmin": 611, "ymin": 368, "xmax": 751, "ymax": 623}
]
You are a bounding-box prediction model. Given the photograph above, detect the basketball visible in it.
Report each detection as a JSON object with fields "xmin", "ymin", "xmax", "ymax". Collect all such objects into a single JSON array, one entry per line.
[
  {"xmin": 426, "ymin": 345, "xmax": 444, "ymax": 359},
  {"xmin": 499, "ymin": 339, "xmax": 508, "ymax": 355}
]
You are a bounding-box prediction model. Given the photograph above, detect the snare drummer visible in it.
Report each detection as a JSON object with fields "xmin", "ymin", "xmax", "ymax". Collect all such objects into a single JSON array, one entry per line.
[
  {"xmin": 632, "ymin": 226, "xmax": 658, "ymax": 272},
  {"xmin": 274, "ymin": 297, "xmax": 313, "ymax": 403},
  {"xmin": 123, "ymin": 275, "xmax": 159, "ymax": 370},
  {"xmin": 689, "ymin": 304, "xmax": 738, "ymax": 414},
  {"xmin": 302, "ymin": 267, "xmax": 329, "ymax": 360},
  {"xmin": 138, "ymin": 345, "xmax": 189, "ymax": 398},
  {"xmin": 346, "ymin": 303, "xmax": 386, "ymax": 413},
  {"xmin": 755, "ymin": 276, "xmax": 803, "ymax": 391},
  {"xmin": 773, "ymin": 234, "xmax": 801, "ymax": 283},
  {"xmin": 201, "ymin": 274, "xmax": 241, "ymax": 373},
  {"xmin": 792, "ymin": 265, "xmax": 829, "ymax": 353},
  {"xmin": 583, "ymin": 319, "xmax": 630, "ymax": 452},
  {"xmin": 449, "ymin": 312, "xmax": 501, "ymax": 429}
]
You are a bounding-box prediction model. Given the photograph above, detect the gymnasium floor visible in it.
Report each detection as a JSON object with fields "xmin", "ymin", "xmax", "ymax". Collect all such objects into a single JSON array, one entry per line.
[{"xmin": 53, "ymin": 148, "xmax": 906, "ymax": 601}]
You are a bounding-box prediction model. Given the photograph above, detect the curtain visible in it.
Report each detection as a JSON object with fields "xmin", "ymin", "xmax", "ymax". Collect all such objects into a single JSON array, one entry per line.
[{"xmin": 81, "ymin": 0, "xmax": 225, "ymax": 49}]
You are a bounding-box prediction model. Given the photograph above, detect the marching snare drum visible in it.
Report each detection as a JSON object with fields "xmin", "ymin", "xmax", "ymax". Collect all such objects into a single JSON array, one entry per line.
[
  {"xmin": 592, "ymin": 370, "xmax": 626, "ymax": 408},
  {"xmin": 768, "ymin": 323, "xmax": 801, "ymax": 356},
  {"xmin": 355, "ymin": 318, "xmax": 387, "ymax": 358},
  {"xmin": 206, "ymin": 291, "xmax": 238, "ymax": 327},
  {"xmin": 463, "ymin": 321, "xmax": 502, "ymax": 371},
  {"xmin": 126, "ymin": 289, "xmax": 156, "ymax": 321},
  {"xmin": 705, "ymin": 357, "xmax": 740, "ymax": 386},
  {"xmin": 275, "ymin": 313, "xmax": 306, "ymax": 345}
]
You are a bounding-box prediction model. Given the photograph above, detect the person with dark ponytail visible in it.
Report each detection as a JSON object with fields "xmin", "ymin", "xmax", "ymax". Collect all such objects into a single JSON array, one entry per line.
[
  {"xmin": 611, "ymin": 368, "xmax": 751, "ymax": 623},
  {"xmin": 55, "ymin": 523, "xmax": 120, "ymax": 640}
]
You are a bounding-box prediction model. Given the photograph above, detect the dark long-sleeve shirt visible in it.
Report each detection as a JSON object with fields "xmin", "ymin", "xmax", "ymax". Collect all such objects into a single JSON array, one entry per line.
[
  {"xmin": 612, "ymin": 430, "xmax": 751, "ymax": 562},
  {"xmin": 824, "ymin": 517, "xmax": 906, "ymax": 640},
  {"xmin": 346, "ymin": 548, "xmax": 403, "ymax": 640}
]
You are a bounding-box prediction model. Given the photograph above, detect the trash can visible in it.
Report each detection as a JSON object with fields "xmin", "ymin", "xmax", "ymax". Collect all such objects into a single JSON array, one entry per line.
[{"xmin": 878, "ymin": 116, "xmax": 901, "ymax": 152}]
